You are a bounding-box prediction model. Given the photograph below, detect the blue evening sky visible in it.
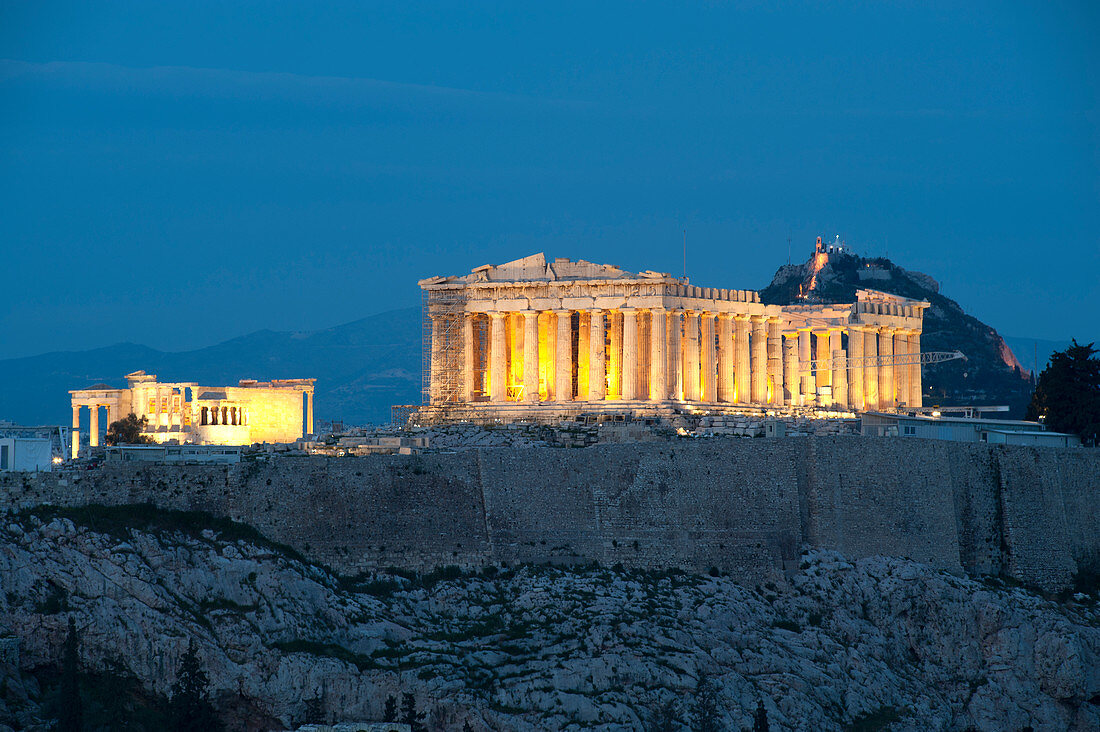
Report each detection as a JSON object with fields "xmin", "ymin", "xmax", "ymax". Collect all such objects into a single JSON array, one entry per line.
[{"xmin": 1, "ymin": 1, "xmax": 1097, "ymax": 359}]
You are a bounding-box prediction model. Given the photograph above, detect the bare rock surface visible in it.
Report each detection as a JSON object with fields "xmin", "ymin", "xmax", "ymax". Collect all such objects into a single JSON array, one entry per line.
[{"xmin": 2, "ymin": 509, "xmax": 1098, "ymax": 731}]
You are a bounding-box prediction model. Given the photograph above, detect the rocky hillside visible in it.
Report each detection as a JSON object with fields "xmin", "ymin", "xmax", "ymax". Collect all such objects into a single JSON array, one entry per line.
[
  {"xmin": 761, "ymin": 248, "xmax": 1034, "ymax": 416},
  {"xmin": 3, "ymin": 506, "xmax": 1099, "ymax": 731}
]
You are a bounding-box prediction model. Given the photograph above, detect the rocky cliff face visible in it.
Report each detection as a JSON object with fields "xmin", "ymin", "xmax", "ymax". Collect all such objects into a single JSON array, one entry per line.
[
  {"xmin": 761, "ymin": 248, "xmax": 1034, "ymax": 416},
  {"xmin": 3, "ymin": 508, "xmax": 1099, "ymax": 731}
]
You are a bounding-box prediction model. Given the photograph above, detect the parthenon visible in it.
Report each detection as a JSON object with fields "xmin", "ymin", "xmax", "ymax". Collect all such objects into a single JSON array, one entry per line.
[
  {"xmin": 419, "ymin": 253, "xmax": 928, "ymax": 420},
  {"xmin": 69, "ymin": 371, "xmax": 315, "ymax": 458}
]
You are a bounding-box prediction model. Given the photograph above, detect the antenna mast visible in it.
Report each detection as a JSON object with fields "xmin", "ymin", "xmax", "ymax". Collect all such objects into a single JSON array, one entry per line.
[{"xmin": 683, "ymin": 229, "xmax": 687, "ymax": 280}]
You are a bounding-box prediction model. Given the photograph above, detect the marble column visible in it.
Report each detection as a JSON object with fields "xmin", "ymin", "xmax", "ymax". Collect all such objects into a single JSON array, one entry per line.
[
  {"xmin": 489, "ymin": 313, "xmax": 507, "ymax": 402},
  {"xmin": 815, "ymin": 331, "xmax": 832, "ymax": 401},
  {"xmin": 555, "ymin": 311, "xmax": 573, "ymax": 403},
  {"xmin": 523, "ymin": 311, "xmax": 540, "ymax": 402},
  {"xmin": 463, "ymin": 314, "xmax": 476, "ymax": 401},
  {"xmin": 895, "ymin": 331, "xmax": 910, "ymax": 407},
  {"xmin": 650, "ymin": 308, "xmax": 667, "ymax": 401},
  {"xmin": 89, "ymin": 405, "xmax": 99, "ymax": 447},
  {"xmin": 701, "ymin": 313, "xmax": 717, "ymax": 402},
  {"xmin": 798, "ymin": 329, "xmax": 815, "ymax": 403},
  {"xmin": 306, "ymin": 392, "xmax": 314, "ymax": 435},
  {"xmin": 783, "ymin": 334, "xmax": 799, "ymax": 405},
  {"xmin": 909, "ymin": 332, "xmax": 923, "ymax": 408},
  {"xmin": 589, "ymin": 309, "xmax": 606, "ymax": 401},
  {"xmin": 847, "ymin": 328, "xmax": 865, "ymax": 410},
  {"xmin": 429, "ymin": 317, "xmax": 443, "ymax": 403},
  {"xmin": 767, "ymin": 319, "xmax": 783, "ymax": 404},
  {"xmin": 622, "ymin": 308, "xmax": 639, "ymax": 400},
  {"xmin": 608, "ymin": 311, "xmax": 622, "ymax": 399},
  {"xmin": 830, "ymin": 330, "xmax": 847, "ymax": 409},
  {"xmin": 751, "ymin": 317, "xmax": 768, "ymax": 403},
  {"xmin": 577, "ymin": 312, "xmax": 590, "ymax": 400},
  {"xmin": 717, "ymin": 314, "xmax": 734, "ymax": 402},
  {"xmin": 735, "ymin": 316, "xmax": 751, "ymax": 403},
  {"xmin": 668, "ymin": 309, "xmax": 683, "ymax": 400},
  {"xmin": 684, "ymin": 311, "xmax": 701, "ymax": 401},
  {"xmin": 71, "ymin": 406, "xmax": 80, "ymax": 459},
  {"xmin": 864, "ymin": 328, "xmax": 879, "ymax": 409},
  {"xmin": 879, "ymin": 328, "xmax": 894, "ymax": 409}
]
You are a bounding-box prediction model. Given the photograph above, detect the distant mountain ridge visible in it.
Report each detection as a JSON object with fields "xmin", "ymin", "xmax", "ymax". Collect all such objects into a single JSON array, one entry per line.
[
  {"xmin": 761, "ymin": 247, "xmax": 1034, "ymax": 415},
  {"xmin": 0, "ymin": 307, "xmax": 422, "ymax": 427}
]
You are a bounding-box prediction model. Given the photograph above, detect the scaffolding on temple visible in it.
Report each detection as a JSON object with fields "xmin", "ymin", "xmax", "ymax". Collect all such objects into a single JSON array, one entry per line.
[{"xmin": 420, "ymin": 287, "xmax": 467, "ymax": 422}]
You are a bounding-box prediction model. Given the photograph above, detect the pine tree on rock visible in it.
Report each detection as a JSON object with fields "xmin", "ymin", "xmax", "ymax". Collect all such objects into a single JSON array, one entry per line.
[
  {"xmin": 58, "ymin": 617, "xmax": 82, "ymax": 732},
  {"xmin": 648, "ymin": 697, "xmax": 679, "ymax": 732},
  {"xmin": 169, "ymin": 641, "xmax": 224, "ymax": 732},
  {"xmin": 383, "ymin": 695, "xmax": 398, "ymax": 722},
  {"xmin": 1027, "ymin": 340, "xmax": 1100, "ymax": 445},
  {"xmin": 401, "ymin": 692, "xmax": 426, "ymax": 732},
  {"xmin": 690, "ymin": 672, "xmax": 721, "ymax": 732}
]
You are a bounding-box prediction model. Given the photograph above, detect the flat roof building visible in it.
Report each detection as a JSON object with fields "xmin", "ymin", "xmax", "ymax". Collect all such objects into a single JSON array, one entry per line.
[{"xmin": 861, "ymin": 411, "xmax": 1080, "ymax": 447}]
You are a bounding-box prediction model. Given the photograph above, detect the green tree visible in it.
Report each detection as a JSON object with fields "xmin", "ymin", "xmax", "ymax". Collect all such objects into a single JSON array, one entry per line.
[
  {"xmin": 753, "ymin": 699, "xmax": 769, "ymax": 732},
  {"xmin": 690, "ymin": 672, "xmax": 721, "ymax": 732},
  {"xmin": 104, "ymin": 413, "xmax": 154, "ymax": 446},
  {"xmin": 58, "ymin": 617, "xmax": 82, "ymax": 732},
  {"xmin": 401, "ymin": 692, "xmax": 426, "ymax": 732},
  {"xmin": 168, "ymin": 642, "xmax": 223, "ymax": 732},
  {"xmin": 1026, "ymin": 340, "xmax": 1100, "ymax": 445},
  {"xmin": 648, "ymin": 697, "xmax": 679, "ymax": 732},
  {"xmin": 383, "ymin": 694, "xmax": 397, "ymax": 722}
]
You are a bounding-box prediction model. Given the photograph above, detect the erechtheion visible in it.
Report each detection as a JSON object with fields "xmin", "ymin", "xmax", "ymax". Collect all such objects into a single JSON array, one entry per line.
[
  {"xmin": 69, "ymin": 371, "xmax": 315, "ymax": 457},
  {"xmin": 419, "ymin": 253, "xmax": 928, "ymax": 421}
]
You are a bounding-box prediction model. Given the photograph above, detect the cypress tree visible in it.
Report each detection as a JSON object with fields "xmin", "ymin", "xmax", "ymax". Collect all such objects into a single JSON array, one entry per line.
[
  {"xmin": 169, "ymin": 641, "xmax": 223, "ymax": 732},
  {"xmin": 58, "ymin": 617, "xmax": 82, "ymax": 732}
]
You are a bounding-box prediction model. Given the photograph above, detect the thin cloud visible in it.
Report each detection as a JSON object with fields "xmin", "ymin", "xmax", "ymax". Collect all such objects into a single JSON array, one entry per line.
[{"xmin": 0, "ymin": 59, "xmax": 590, "ymax": 111}]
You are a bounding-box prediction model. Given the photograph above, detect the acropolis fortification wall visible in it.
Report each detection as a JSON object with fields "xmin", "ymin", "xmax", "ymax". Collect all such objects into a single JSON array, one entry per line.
[{"xmin": 2, "ymin": 439, "xmax": 1097, "ymax": 592}]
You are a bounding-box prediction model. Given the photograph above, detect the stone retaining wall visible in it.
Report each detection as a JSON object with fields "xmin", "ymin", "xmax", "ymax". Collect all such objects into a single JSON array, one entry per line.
[{"xmin": 1, "ymin": 438, "xmax": 1097, "ymax": 591}]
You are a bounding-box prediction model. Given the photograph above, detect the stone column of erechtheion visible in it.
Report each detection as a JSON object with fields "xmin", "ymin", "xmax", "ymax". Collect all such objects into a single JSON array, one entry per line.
[
  {"xmin": 908, "ymin": 332, "xmax": 922, "ymax": 407},
  {"xmin": 717, "ymin": 313, "xmax": 734, "ymax": 402},
  {"xmin": 649, "ymin": 308, "xmax": 667, "ymax": 400},
  {"xmin": 783, "ymin": 334, "xmax": 799, "ymax": 406},
  {"xmin": 767, "ymin": 318, "xmax": 783, "ymax": 404},
  {"xmin": 555, "ymin": 311, "xmax": 572, "ymax": 402},
  {"xmin": 683, "ymin": 311, "xmax": 700, "ymax": 401},
  {"xmin": 523, "ymin": 311, "xmax": 540, "ymax": 402},
  {"xmin": 71, "ymin": 406, "xmax": 80, "ymax": 459},
  {"xmin": 589, "ymin": 309, "xmax": 606, "ymax": 401},
  {"xmin": 701, "ymin": 313, "xmax": 717, "ymax": 402},
  {"xmin": 815, "ymin": 331, "xmax": 832, "ymax": 405},
  {"xmin": 895, "ymin": 330, "xmax": 910, "ymax": 407},
  {"xmin": 847, "ymin": 327, "xmax": 864, "ymax": 410},
  {"xmin": 89, "ymin": 405, "xmax": 99, "ymax": 447},
  {"xmin": 621, "ymin": 308, "xmax": 639, "ymax": 401},
  {"xmin": 735, "ymin": 315, "xmax": 751, "ymax": 403},
  {"xmin": 878, "ymin": 328, "xmax": 894, "ymax": 409},
  {"xmin": 798, "ymin": 328, "xmax": 814, "ymax": 404},
  {"xmin": 750, "ymin": 316, "xmax": 768, "ymax": 403},
  {"xmin": 864, "ymin": 327, "xmax": 879, "ymax": 409},
  {"xmin": 830, "ymin": 330, "xmax": 847, "ymax": 409},
  {"xmin": 668, "ymin": 309, "xmax": 683, "ymax": 400},
  {"xmin": 463, "ymin": 314, "xmax": 476, "ymax": 401},
  {"xmin": 489, "ymin": 313, "xmax": 507, "ymax": 402}
]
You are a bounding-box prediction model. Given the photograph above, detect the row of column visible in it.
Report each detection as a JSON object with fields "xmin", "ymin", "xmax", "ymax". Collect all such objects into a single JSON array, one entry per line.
[
  {"xmin": 70, "ymin": 403, "xmax": 117, "ymax": 458},
  {"xmin": 436, "ymin": 309, "xmax": 922, "ymax": 411}
]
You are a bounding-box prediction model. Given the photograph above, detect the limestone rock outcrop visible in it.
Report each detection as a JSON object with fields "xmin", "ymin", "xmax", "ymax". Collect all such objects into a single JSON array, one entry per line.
[{"xmin": 2, "ymin": 511, "xmax": 1098, "ymax": 731}]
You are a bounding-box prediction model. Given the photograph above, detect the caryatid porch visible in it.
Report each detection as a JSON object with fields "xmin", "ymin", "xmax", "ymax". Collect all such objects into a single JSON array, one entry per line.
[{"xmin": 420, "ymin": 254, "xmax": 928, "ymax": 418}]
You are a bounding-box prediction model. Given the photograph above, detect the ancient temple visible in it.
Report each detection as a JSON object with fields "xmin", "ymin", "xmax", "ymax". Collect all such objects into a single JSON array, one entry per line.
[
  {"xmin": 69, "ymin": 371, "xmax": 315, "ymax": 457},
  {"xmin": 419, "ymin": 253, "xmax": 928, "ymax": 420}
]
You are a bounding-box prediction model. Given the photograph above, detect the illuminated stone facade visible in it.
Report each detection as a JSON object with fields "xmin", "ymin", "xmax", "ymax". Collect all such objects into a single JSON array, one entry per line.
[
  {"xmin": 69, "ymin": 371, "xmax": 314, "ymax": 458},
  {"xmin": 420, "ymin": 253, "xmax": 927, "ymax": 420}
]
